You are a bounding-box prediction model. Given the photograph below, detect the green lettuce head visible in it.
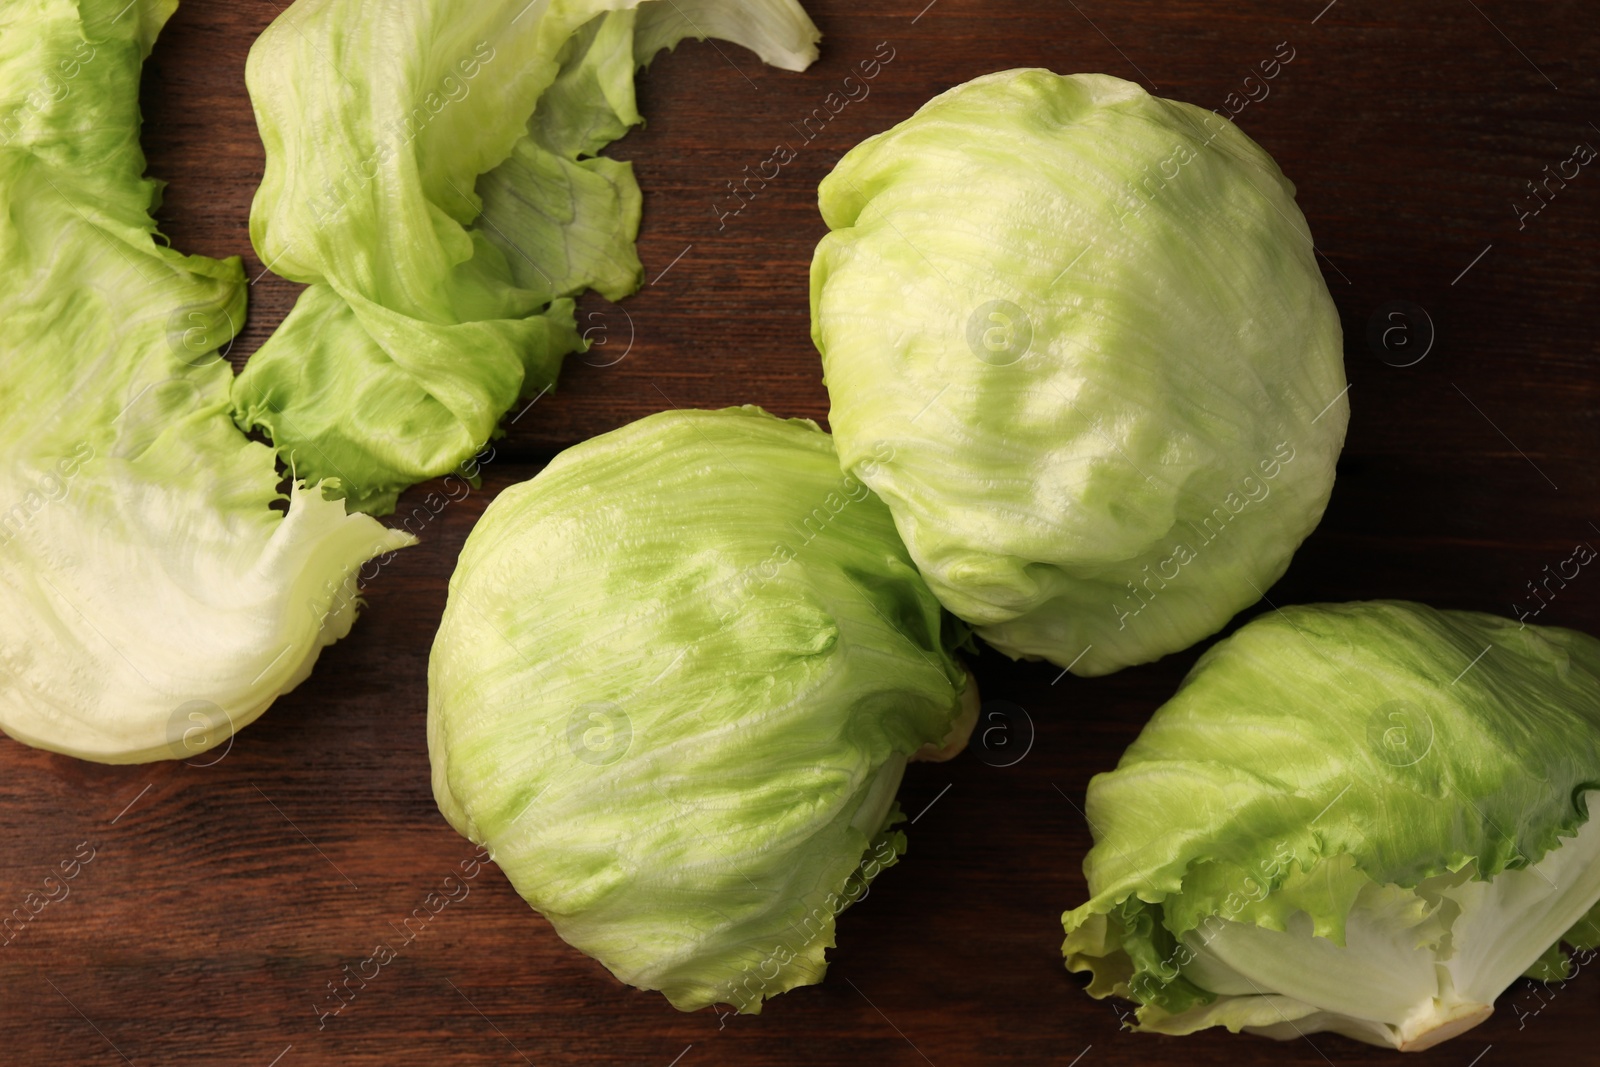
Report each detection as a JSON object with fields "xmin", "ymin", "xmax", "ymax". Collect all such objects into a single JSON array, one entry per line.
[
  {"xmin": 1062, "ymin": 601, "xmax": 1600, "ymax": 1052},
  {"xmin": 234, "ymin": 0, "xmax": 820, "ymax": 514},
  {"xmin": 0, "ymin": 0, "xmax": 410, "ymax": 763},
  {"xmin": 428, "ymin": 406, "xmax": 975, "ymax": 1012},
  {"xmin": 811, "ymin": 69, "xmax": 1349, "ymax": 676}
]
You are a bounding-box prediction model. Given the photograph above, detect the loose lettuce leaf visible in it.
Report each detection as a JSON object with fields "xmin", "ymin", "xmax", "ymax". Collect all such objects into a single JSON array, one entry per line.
[
  {"xmin": 1061, "ymin": 601, "xmax": 1600, "ymax": 1050},
  {"xmin": 428, "ymin": 407, "xmax": 972, "ymax": 1012},
  {"xmin": 811, "ymin": 70, "xmax": 1348, "ymax": 676},
  {"xmin": 0, "ymin": 0, "xmax": 412, "ymax": 763},
  {"xmin": 234, "ymin": 0, "xmax": 820, "ymax": 515}
]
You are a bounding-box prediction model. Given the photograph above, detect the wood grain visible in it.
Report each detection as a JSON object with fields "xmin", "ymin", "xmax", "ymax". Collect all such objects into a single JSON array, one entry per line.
[{"xmin": 4, "ymin": 1, "xmax": 1598, "ymax": 1064}]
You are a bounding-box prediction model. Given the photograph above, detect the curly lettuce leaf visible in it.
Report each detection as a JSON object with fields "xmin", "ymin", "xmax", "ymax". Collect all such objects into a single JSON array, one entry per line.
[
  {"xmin": 233, "ymin": 0, "xmax": 820, "ymax": 514},
  {"xmin": 0, "ymin": 0, "xmax": 411, "ymax": 763}
]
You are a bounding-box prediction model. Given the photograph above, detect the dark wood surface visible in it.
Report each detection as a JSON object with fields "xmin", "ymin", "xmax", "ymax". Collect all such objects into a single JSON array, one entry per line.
[{"xmin": 4, "ymin": 1, "xmax": 1598, "ymax": 1064}]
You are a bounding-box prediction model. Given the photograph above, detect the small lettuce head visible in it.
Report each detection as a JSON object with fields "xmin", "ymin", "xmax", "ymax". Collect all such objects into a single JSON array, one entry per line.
[
  {"xmin": 1061, "ymin": 601, "xmax": 1600, "ymax": 1052},
  {"xmin": 234, "ymin": 0, "xmax": 821, "ymax": 514},
  {"xmin": 0, "ymin": 0, "xmax": 411, "ymax": 763},
  {"xmin": 811, "ymin": 69, "xmax": 1349, "ymax": 676},
  {"xmin": 428, "ymin": 406, "xmax": 974, "ymax": 1012}
]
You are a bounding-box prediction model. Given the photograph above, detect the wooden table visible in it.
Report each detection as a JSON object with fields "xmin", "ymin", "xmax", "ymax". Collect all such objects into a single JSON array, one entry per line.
[{"xmin": 3, "ymin": 1, "xmax": 1597, "ymax": 1063}]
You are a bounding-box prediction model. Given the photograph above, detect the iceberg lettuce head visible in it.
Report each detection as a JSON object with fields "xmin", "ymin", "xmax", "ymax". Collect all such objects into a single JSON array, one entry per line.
[
  {"xmin": 428, "ymin": 406, "xmax": 974, "ymax": 1011},
  {"xmin": 1061, "ymin": 601, "xmax": 1600, "ymax": 1051},
  {"xmin": 811, "ymin": 69, "xmax": 1349, "ymax": 675}
]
